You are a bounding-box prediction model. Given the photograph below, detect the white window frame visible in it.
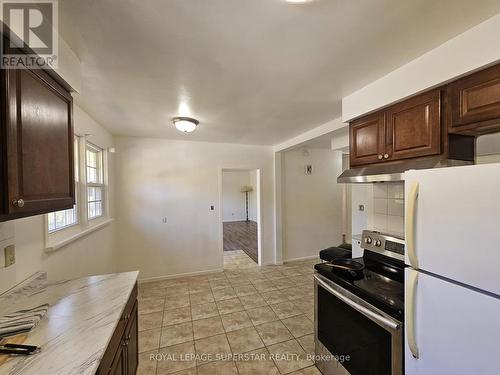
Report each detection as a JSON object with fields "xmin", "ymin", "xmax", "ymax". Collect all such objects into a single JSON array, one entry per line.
[
  {"xmin": 44, "ymin": 136, "xmax": 112, "ymax": 252},
  {"xmin": 86, "ymin": 142, "xmax": 105, "ymax": 220}
]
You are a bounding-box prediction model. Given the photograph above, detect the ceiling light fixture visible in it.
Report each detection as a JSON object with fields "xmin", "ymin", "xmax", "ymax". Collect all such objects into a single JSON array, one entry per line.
[{"xmin": 172, "ymin": 117, "xmax": 199, "ymax": 133}]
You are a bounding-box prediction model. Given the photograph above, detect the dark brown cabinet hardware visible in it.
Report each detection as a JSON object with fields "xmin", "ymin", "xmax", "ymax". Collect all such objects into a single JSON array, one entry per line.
[
  {"xmin": 96, "ymin": 284, "xmax": 138, "ymax": 375},
  {"xmin": 0, "ymin": 34, "xmax": 74, "ymax": 222}
]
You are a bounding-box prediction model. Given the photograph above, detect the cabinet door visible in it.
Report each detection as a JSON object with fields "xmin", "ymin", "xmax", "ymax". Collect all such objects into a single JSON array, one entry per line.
[
  {"xmin": 449, "ymin": 63, "xmax": 500, "ymax": 131},
  {"xmin": 109, "ymin": 344, "xmax": 126, "ymax": 375},
  {"xmin": 125, "ymin": 301, "xmax": 138, "ymax": 375},
  {"xmin": 386, "ymin": 90, "xmax": 440, "ymax": 161},
  {"xmin": 3, "ymin": 68, "xmax": 74, "ymax": 216},
  {"xmin": 349, "ymin": 112, "xmax": 385, "ymax": 167}
]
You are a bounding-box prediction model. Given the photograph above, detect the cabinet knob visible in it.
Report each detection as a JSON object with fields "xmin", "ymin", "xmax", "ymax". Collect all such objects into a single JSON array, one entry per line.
[
  {"xmin": 384, "ymin": 154, "xmax": 389, "ymax": 159},
  {"xmin": 12, "ymin": 199, "xmax": 25, "ymax": 208},
  {"xmin": 378, "ymin": 155, "xmax": 383, "ymax": 160}
]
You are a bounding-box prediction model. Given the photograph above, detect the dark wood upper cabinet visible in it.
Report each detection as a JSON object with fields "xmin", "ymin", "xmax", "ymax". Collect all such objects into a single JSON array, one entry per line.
[
  {"xmin": 0, "ymin": 62, "xmax": 74, "ymax": 221},
  {"xmin": 349, "ymin": 112, "xmax": 385, "ymax": 167},
  {"xmin": 448, "ymin": 63, "xmax": 500, "ymax": 135},
  {"xmin": 350, "ymin": 90, "xmax": 441, "ymax": 167},
  {"xmin": 386, "ymin": 89, "xmax": 441, "ymax": 160},
  {"xmin": 349, "ymin": 64, "xmax": 500, "ymax": 167}
]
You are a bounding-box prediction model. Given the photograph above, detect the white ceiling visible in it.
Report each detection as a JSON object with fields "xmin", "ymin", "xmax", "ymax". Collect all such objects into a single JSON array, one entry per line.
[{"xmin": 60, "ymin": 0, "xmax": 500, "ymax": 145}]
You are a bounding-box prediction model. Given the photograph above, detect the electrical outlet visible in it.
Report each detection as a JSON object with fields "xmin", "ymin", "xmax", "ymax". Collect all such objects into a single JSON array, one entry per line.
[{"xmin": 4, "ymin": 244, "xmax": 15, "ymax": 267}]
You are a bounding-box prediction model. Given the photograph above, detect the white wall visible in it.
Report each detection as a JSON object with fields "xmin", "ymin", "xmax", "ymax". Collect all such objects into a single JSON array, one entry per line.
[
  {"xmin": 222, "ymin": 171, "xmax": 257, "ymax": 222},
  {"xmin": 114, "ymin": 137, "xmax": 274, "ymax": 281},
  {"xmin": 282, "ymin": 148, "xmax": 344, "ymax": 262},
  {"xmin": 0, "ymin": 105, "xmax": 116, "ymax": 293},
  {"xmin": 343, "ymin": 13, "xmax": 500, "ymax": 122},
  {"xmin": 351, "ymin": 185, "xmax": 373, "ymax": 236}
]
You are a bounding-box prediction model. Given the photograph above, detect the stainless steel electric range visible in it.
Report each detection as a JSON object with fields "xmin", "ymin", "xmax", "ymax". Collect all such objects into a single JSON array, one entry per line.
[{"xmin": 314, "ymin": 230, "xmax": 405, "ymax": 375}]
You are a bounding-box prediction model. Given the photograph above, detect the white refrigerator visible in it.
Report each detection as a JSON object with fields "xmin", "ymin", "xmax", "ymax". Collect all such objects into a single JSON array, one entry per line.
[{"xmin": 404, "ymin": 163, "xmax": 500, "ymax": 375}]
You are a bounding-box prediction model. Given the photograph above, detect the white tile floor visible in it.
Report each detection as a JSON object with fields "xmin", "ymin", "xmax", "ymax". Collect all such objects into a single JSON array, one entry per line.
[{"xmin": 137, "ymin": 250, "xmax": 320, "ymax": 375}]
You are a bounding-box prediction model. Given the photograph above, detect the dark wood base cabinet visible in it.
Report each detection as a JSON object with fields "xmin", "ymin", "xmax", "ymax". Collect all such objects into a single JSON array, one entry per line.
[{"xmin": 97, "ymin": 284, "xmax": 138, "ymax": 375}]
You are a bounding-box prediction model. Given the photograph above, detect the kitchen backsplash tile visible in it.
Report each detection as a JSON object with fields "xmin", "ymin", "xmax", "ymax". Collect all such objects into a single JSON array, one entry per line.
[
  {"xmin": 374, "ymin": 198, "xmax": 388, "ymax": 215},
  {"xmin": 373, "ymin": 213, "xmax": 388, "ymax": 232},
  {"xmin": 388, "ymin": 214, "xmax": 404, "ymax": 236},
  {"xmin": 388, "ymin": 198, "xmax": 404, "ymax": 216},
  {"xmin": 370, "ymin": 182, "xmax": 405, "ymax": 238},
  {"xmin": 373, "ymin": 184, "xmax": 388, "ymax": 198},
  {"xmin": 388, "ymin": 183, "xmax": 404, "ymax": 199}
]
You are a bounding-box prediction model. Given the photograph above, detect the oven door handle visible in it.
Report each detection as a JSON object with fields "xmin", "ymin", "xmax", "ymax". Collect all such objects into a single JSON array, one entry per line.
[{"xmin": 314, "ymin": 274, "xmax": 400, "ymax": 331}]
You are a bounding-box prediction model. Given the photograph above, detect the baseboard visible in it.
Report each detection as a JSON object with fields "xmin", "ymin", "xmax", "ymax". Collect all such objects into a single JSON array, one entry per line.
[
  {"xmin": 283, "ymin": 255, "xmax": 320, "ymax": 263},
  {"xmin": 138, "ymin": 267, "xmax": 224, "ymax": 284},
  {"xmin": 222, "ymin": 219, "xmax": 258, "ymax": 223}
]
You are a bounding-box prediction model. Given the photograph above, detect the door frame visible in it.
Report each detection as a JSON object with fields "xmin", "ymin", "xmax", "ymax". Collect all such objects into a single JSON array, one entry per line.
[{"xmin": 218, "ymin": 167, "xmax": 263, "ymax": 267}]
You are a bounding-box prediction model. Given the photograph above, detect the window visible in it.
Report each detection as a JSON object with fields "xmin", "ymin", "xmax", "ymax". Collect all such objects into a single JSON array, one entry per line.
[
  {"xmin": 86, "ymin": 143, "xmax": 104, "ymax": 219},
  {"xmin": 47, "ymin": 206, "xmax": 77, "ymax": 232},
  {"xmin": 47, "ymin": 137, "xmax": 79, "ymax": 232},
  {"xmin": 46, "ymin": 137, "xmax": 109, "ymax": 239}
]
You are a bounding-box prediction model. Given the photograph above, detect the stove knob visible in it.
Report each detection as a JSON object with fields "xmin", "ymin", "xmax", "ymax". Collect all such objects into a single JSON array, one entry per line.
[
  {"xmin": 375, "ymin": 240, "xmax": 382, "ymax": 247},
  {"xmin": 365, "ymin": 237, "xmax": 373, "ymax": 244}
]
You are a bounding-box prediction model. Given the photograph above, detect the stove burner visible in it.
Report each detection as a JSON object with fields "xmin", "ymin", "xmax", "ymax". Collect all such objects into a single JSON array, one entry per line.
[
  {"xmin": 314, "ymin": 251, "xmax": 405, "ymax": 318},
  {"xmin": 324, "ymin": 258, "xmax": 365, "ymax": 279},
  {"xmin": 356, "ymin": 274, "xmax": 404, "ymax": 307}
]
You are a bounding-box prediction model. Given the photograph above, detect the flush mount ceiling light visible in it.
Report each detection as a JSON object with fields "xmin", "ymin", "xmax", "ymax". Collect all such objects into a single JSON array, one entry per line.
[{"xmin": 172, "ymin": 117, "xmax": 199, "ymax": 133}]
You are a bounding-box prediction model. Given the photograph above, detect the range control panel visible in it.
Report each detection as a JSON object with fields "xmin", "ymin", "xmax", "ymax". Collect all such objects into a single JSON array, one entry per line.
[{"xmin": 361, "ymin": 230, "xmax": 405, "ymax": 261}]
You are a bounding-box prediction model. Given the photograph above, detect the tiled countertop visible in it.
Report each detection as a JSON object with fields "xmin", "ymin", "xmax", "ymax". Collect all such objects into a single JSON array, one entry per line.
[{"xmin": 0, "ymin": 271, "xmax": 138, "ymax": 375}]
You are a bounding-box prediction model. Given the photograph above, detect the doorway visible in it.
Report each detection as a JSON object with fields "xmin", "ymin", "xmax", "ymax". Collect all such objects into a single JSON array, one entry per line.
[{"xmin": 220, "ymin": 168, "xmax": 261, "ymax": 268}]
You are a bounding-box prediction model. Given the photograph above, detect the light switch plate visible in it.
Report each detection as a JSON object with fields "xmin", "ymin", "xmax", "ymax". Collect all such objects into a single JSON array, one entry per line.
[{"xmin": 4, "ymin": 244, "xmax": 15, "ymax": 267}]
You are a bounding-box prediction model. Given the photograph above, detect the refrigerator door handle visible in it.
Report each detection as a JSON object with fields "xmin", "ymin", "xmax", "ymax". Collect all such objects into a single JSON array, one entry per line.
[
  {"xmin": 406, "ymin": 269, "xmax": 419, "ymax": 359},
  {"xmin": 406, "ymin": 182, "xmax": 419, "ymax": 269}
]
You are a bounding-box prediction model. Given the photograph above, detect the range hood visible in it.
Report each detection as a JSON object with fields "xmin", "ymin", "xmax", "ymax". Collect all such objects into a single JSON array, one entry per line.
[{"xmin": 337, "ymin": 156, "xmax": 473, "ymax": 183}]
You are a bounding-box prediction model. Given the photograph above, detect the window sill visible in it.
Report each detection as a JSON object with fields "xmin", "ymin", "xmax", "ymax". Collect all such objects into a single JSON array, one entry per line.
[{"xmin": 44, "ymin": 218, "xmax": 114, "ymax": 253}]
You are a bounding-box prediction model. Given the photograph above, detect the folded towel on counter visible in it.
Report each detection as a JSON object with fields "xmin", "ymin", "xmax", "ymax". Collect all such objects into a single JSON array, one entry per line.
[{"xmin": 0, "ymin": 304, "xmax": 49, "ymax": 337}]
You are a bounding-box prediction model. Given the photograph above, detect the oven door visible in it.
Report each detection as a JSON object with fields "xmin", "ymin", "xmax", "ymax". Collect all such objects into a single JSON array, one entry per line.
[{"xmin": 314, "ymin": 273, "xmax": 402, "ymax": 375}]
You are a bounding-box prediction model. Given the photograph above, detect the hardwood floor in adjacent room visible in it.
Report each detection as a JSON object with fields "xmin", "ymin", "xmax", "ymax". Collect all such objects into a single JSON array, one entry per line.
[{"xmin": 223, "ymin": 221, "xmax": 258, "ymax": 263}]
